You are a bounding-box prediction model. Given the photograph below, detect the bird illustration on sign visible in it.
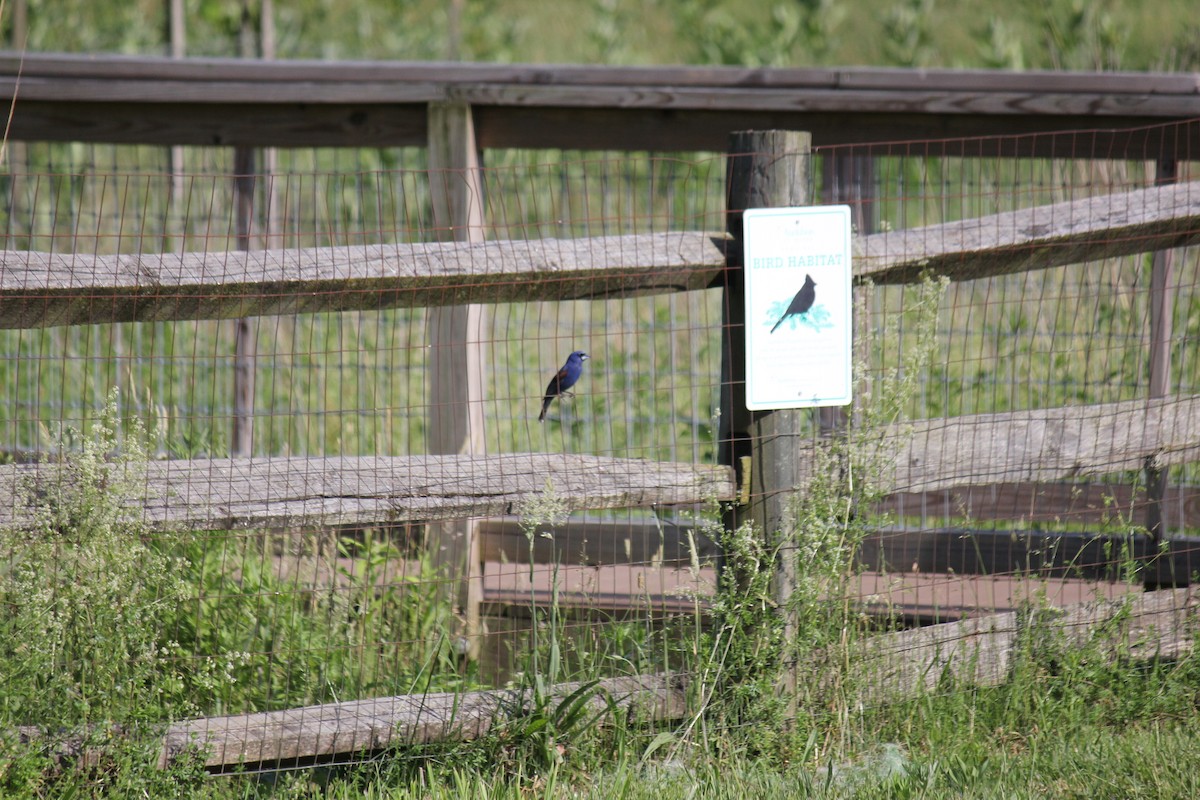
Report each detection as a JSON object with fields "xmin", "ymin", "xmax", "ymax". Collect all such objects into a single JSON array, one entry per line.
[{"xmin": 767, "ymin": 273, "xmax": 832, "ymax": 333}]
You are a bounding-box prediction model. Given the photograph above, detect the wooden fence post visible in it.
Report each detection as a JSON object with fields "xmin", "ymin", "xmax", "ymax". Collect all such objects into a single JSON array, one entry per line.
[
  {"xmin": 231, "ymin": 147, "xmax": 256, "ymax": 457},
  {"xmin": 229, "ymin": 1, "xmax": 271, "ymax": 458},
  {"xmin": 722, "ymin": 130, "xmax": 812, "ymax": 645},
  {"xmin": 1145, "ymin": 155, "xmax": 1183, "ymax": 589},
  {"xmin": 167, "ymin": 0, "xmax": 186, "ymax": 209},
  {"xmin": 426, "ymin": 101, "xmax": 487, "ymax": 662},
  {"xmin": 821, "ymin": 150, "xmax": 876, "ymax": 437}
]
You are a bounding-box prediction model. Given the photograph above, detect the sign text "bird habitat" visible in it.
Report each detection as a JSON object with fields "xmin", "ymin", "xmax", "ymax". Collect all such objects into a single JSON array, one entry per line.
[{"xmin": 743, "ymin": 205, "xmax": 853, "ymax": 411}]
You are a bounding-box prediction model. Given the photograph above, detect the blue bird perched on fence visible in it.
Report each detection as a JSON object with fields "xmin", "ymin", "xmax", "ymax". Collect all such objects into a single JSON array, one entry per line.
[{"xmin": 538, "ymin": 350, "xmax": 589, "ymax": 422}]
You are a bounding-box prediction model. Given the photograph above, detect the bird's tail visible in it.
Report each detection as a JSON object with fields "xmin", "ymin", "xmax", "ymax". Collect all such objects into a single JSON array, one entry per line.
[{"xmin": 538, "ymin": 397, "xmax": 551, "ymax": 422}]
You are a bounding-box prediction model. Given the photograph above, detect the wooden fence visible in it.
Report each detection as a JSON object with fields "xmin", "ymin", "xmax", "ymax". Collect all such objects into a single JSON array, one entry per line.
[{"xmin": 4, "ymin": 55, "xmax": 1200, "ymax": 767}]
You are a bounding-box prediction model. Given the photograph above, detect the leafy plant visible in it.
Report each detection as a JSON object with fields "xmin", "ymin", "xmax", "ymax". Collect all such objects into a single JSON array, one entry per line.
[{"xmin": 0, "ymin": 389, "xmax": 219, "ymax": 794}]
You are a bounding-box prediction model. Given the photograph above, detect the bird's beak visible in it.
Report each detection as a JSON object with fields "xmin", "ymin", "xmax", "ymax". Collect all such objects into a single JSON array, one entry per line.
[{"xmin": 581, "ymin": 354, "xmax": 590, "ymax": 360}]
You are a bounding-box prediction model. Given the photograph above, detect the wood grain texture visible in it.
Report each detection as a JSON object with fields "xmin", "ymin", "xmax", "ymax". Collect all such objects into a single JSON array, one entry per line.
[
  {"xmin": 2, "ymin": 54, "xmax": 1198, "ymax": 151},
  {"xmin": 0, "ymin": 454, "xmax": 735, "ymax": 532},
  {"xmin": 425, "ymin": 100, "xmax": 488, "ymax": 660},
  {"xmin": 856, "ymin": 180, "xmax": 1200, "ymax": 284},
  {"xmin": 159, "ymin": 672, "xmax": 688, "ymax": 768},
  {"xmin": 0, "ymin": 231, "xmax": 727, "ymax": 328},
  {"xmin": 848, "ymin": 587, "xmax": 1199, "ymax": 700},
  {"xmin": 810, "ymin": 394, "xmax": 1200, "ymax": 496},
  {"xmin": 2, "ymin": 179, "xmax": 1196, "ymax": 328},
  {"xmin": 0, "ymin": 400, "xmax": 1190, "ymax": 540},
  {"xmin": 4, "ymin": 54, "xmax": 1197, "ymax": 106}
]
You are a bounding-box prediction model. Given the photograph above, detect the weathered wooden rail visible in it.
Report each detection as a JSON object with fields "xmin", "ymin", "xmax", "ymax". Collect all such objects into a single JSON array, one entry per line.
[
  {"xmin": 3, "ymin": 53, "xmax": 1200, "ymax": 155},
  {"xmin": 158, "ymin": 673, "xmax": 689, "ymax": 770},
  {"xmin": 0, "ymin": 454, "xmax": 735, "ymax": 531},
  {"xmin": 1, "ymin": 179, "xmax": 1197, "ymax": 327},
  {"xmin": 3, "ymin": 387, "xmax": 1192, "ymax": 597}
]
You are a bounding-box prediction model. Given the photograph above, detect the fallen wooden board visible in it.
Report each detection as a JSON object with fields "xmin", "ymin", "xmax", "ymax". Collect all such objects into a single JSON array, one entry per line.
[
  {"xmin": 0, "ymin": 454, "xmax": 734, "ymax": 531},
  {"xmin": 845, "ymin": 586, "xmax": 1199, "ymax": 702},
  {"xmin": 165, "ymin": 586, "xmax": 1197, "ymax": 769},
  {"xmin": 159, "ymin": 673, "xmax": 688, "ymax": 769}
]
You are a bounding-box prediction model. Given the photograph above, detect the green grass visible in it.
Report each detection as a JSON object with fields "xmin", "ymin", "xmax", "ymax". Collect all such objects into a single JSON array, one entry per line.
[{"xmin": 7, "ymin": 0, "xmax": 1200, "ymax": 72}]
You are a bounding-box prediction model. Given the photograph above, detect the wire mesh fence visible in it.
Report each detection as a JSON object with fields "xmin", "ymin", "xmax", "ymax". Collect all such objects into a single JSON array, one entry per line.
[{"xmin": 1, "ymin": 119, "xmax": 1199, "ymax": 768}]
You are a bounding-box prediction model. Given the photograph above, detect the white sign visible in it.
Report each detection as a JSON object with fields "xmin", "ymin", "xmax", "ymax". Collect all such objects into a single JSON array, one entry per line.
[{"xmin": 743, "ymin": 205, "xmax": 853, "ymax": 410}]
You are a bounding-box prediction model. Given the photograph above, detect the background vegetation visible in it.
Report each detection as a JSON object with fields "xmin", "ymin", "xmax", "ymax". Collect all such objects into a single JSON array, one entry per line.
[{"xmin": 5, "ymin": 0, "xmax": 1200, "ymax": 71}]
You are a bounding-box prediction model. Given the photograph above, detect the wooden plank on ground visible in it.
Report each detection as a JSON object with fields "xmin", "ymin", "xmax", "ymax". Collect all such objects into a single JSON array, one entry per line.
[
  {"xmin": 857, "ymin": 180, "xmax": 1200, "ymax": 284},
  {"xmin": 162, "ymin": 586, "xmax": 1195, "ymax": 768},
  {"xmin": 847, "ymin": 586, "xmax": 1199, "ymax": 702},
  {"xmin": 159, "ymin": 672, "xmax": 688, "ymax": 769},
  {"xmin": 0, "ymin": 454, "xmax": 735, "ymax": 532}
]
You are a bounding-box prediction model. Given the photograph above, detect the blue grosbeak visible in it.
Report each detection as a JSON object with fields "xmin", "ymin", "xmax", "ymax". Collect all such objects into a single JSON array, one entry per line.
[
  {"xmin": 771, "ymin": 273, "xmax": 817, "ymax": 333},
  {"xmin": 538, "ymin": 350, "xmax": 589, "ymax": 422}
]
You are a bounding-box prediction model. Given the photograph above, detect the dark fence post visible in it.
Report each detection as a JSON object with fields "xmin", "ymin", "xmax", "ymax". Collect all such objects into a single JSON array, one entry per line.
[
  {"xmin": 229, "ymin": 3, "xmax": 269, "ymax": 459},
  {"xmin": 1145, "ymin": 155, "xmax": 1183, "ymax": 589},
  {"xmin": 231, "ymin": 146, "xmax": 256, "ymax": 458},
  {"xmin": 721, "ymin": 130, "xmax": 812, "ymax": 648}
]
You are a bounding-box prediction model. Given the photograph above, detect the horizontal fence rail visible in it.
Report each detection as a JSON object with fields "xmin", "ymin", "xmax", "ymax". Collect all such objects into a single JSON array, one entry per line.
[
  {"xmin": 857, "ymin": 180, "xmax": 1200, "ymax": 284},
  {"xmin": 0, "ymin": 394, "xmax": 1192, "ymax": 541},
  {"xmin": 0, "ymin": 232, "xmax": 729, "ymax": 327},
  {"xmin": 2, "ymin": 180, "xmax": 1198, "ymax": 327},
  {"xmin": 3, "ymin": 53, "xmax": 1200, "ymax": 153},
  {"xmin": 0, "ymin": 455, "xmax": 736, "ymax": 531},
  {"xmin": 856, "ymin": 394, "xmax": 1200, "ymax": 495}
]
